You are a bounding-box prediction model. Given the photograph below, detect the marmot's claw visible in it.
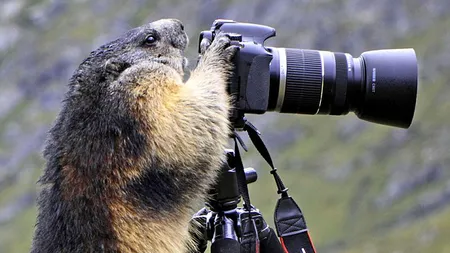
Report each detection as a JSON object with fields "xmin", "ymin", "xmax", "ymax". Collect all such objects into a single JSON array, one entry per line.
[
  {"xmin": 210, "ymin": 32, "xmax": 232, "ymax": 52},
  {"xmin": 201, "ymin": 32, "xmax": 237, "ymax": 68},
  {"xmin": 199, "ymin": 38, "xmax": 211, "ymax": 55},
  {"xmin": 224, "ymin": 45, "xmax": 238, "ymax": 62}
]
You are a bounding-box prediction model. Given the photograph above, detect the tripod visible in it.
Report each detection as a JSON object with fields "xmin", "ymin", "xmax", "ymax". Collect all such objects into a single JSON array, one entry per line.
[
  {"xmin": 189, "ymin": 150, "xmax": 285, "ymax": 253},
  {"xmin": 189, "ymin": 119, "xmax": 317, "ymax": 253}
]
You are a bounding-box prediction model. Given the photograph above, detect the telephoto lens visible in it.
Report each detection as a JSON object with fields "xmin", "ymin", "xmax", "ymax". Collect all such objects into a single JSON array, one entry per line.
[{"xmin": 268, "ymin": 48, "xmax": 418, "ymax": 128}]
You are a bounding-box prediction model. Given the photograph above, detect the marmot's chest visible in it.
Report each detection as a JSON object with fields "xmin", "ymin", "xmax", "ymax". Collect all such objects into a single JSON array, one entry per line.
[{"xmin": 123, "ymin": 167, "xmax": 204, "ymax": 213}]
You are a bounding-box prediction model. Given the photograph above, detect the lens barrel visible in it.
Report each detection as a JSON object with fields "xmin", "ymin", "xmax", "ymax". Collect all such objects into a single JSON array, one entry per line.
[{"xmin": 268, "ymin": 48, "xmax": 418, "ymax": 128}]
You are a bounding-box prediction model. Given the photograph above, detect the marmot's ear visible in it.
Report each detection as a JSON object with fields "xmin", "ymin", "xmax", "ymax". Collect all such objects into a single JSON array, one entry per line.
[{"xmin": 103, "ymin": 58, "xmax": 131, "ymax": 81}]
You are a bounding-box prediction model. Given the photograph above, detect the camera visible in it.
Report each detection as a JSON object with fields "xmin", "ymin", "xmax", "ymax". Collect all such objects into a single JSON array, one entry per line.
[{"xmin": 199, "ymin": 20, "xmax": 418, "ymax": 128}]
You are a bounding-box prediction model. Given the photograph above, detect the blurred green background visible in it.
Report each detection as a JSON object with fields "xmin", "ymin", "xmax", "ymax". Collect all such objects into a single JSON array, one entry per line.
[{"xmin": 1, "ymin": 0, "xmax": 449, "ymax": 252}]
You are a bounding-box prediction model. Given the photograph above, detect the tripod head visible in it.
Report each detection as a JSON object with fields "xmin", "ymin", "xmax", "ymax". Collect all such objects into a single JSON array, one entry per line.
[{"xmin": 206, "ymin": 149, "xmax": 257, "ymax": 212}]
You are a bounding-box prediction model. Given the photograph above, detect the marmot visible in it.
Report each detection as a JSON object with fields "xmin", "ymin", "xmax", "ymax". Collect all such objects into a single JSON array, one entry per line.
[{"xmin": 31, "ymin": 19, "xmax": 236, "ymax": 253}]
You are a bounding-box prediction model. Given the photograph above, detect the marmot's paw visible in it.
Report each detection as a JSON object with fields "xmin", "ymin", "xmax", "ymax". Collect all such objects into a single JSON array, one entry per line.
[{"xmin": 201, "ymin": 33, "xmax": 238, "ymax": 69}]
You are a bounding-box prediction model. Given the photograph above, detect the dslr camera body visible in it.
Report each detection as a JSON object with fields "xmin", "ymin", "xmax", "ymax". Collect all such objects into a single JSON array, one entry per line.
[{"xmin": 199, "ymin": 20, "xmax": 418, "ymax": 129}]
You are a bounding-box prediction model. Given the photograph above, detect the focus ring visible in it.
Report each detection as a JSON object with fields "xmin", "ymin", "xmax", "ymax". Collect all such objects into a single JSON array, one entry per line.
[
  {"xmin": 281, "ymin": 49, "xmax": 322, "ymax": 114},
  {"xmin": 330, "ymin": 52, "xmax": 348, "ymax": 115}
]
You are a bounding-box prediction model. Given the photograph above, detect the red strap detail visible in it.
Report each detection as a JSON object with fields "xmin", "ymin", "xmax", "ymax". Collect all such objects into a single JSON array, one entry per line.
[
  {"xmin": 280, "ymin": 237, "xmax": 289, "ymax": 253},
  {"xmin": 307, "ymin": 232, "xmax": 317, "ymax": 253},
  {"xmin": 280, "ymin": 233, "xmax": 317, "ymax": 253}
]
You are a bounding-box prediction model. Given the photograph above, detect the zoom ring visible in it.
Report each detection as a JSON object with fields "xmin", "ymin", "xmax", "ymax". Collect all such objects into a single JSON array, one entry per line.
[{"xmin": 281, "ymin": 49, "xmax": 323, "ymax": 114}]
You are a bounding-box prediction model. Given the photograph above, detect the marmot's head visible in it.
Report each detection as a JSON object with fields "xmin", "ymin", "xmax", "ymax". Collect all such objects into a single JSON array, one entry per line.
[
  {"xmin": 73, "ymin": 18, "xmax": 188, "ymax": 83},
  {"xmin": 114, "ymin": 18, "xmax": 188, "ymax": 74},
  {"xmin": 49, "ymin": 19, "xmax": 189, "ymax": 179}
]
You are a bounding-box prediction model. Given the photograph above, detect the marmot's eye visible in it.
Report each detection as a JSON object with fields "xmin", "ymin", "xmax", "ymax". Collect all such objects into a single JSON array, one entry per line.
[{"xmin": 145, "ymin": 35, "xmax": 157, "ymax": 45}]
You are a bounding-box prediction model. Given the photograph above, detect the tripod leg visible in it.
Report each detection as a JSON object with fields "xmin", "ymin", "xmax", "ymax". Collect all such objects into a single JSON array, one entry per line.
[
  {"xmin": 211, "ymin": 239, "xmax": 241, "ymax": 253},
  {"xmin": 238, "ymin": 210, "xmax": 285, "ymax": 253},
  {"xmin": 211, "ymin": 216, "xmax": 240, "ymax": 253},
  {"xmin": 259, "ymin": 227, "xmax": 285, "ymax": 253}
]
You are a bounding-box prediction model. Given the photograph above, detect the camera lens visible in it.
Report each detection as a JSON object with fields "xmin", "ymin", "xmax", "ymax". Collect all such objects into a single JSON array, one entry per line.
[{"xmin": 268, "ymin": 48, "xmax": 418, "ymax": 128}]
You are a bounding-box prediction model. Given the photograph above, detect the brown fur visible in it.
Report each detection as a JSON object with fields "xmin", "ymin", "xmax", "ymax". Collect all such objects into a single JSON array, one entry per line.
[{"xmin": 31, "ymin": 19, "xmax": 236, "ymax": 253}]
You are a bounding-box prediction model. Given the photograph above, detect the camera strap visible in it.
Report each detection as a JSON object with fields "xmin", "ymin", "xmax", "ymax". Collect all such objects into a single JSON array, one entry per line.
[
  {"xmin": 242, "ymin": 120, "xmax": 317, "ymax": 253},
  {"xmin": 233, "ymin": 131, "xmax": 260, "ymax": 253}
]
